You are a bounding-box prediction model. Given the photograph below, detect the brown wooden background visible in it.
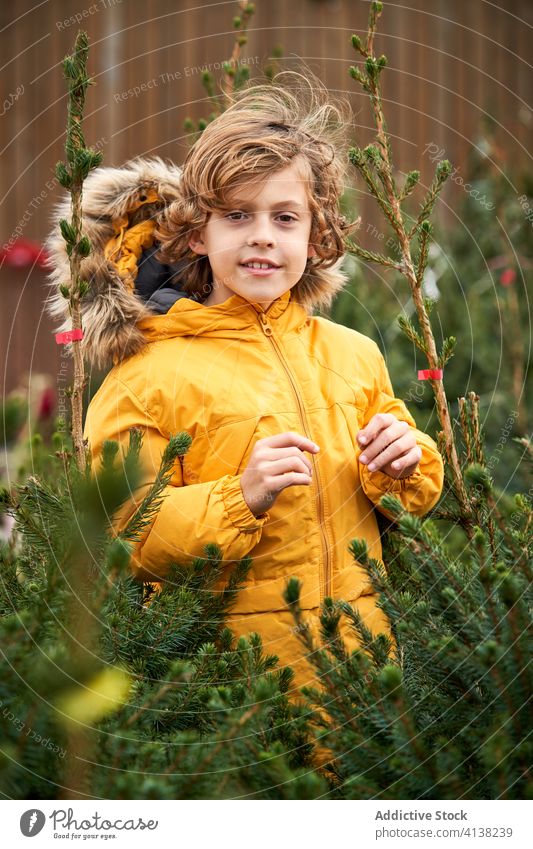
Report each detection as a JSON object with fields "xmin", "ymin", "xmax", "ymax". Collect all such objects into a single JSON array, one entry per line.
[{"xmin": 1, "ymin": 0, "xmax": 532, "ymax": 396}]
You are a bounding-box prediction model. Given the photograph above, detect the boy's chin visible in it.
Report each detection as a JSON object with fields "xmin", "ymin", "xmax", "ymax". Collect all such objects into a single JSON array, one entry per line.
[
  {"xmin": 238, "ymin": 284, "xmax": 292, "ymax": 305},
  {"xmin": 237, "ymin": 278, "xmax": 295, "ymax": 295}
]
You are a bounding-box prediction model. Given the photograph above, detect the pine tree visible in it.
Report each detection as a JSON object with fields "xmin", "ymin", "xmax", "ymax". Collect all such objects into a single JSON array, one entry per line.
[
  {"xmin": 0, "ymin": 428, "xmax": 325, "ymax": 799},
  {"xmin": 284, "ymin": 395, "xmax": 532, "ymax": 798},
  {"xmin": 282, "ymin": 1, "xmax": 532, "ymax": 799},
  {"xmin": 331, "ymin": 117, "xmax": 532, "ymax": 499}
]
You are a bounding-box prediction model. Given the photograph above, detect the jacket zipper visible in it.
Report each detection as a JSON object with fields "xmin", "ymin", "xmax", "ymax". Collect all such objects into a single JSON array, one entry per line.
[{"xmin": 257, "ymin": 311, "xmax": 331, "ymax": 602}]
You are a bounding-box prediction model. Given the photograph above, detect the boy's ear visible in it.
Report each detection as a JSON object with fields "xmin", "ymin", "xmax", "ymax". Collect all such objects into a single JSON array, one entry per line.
[{"xmin": 188, "ymin": 229, "xmax": 208, "ymax": 255}]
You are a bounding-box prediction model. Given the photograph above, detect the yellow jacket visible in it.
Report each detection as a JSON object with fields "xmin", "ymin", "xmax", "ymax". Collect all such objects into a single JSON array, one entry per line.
[{"xmin": 84, "ymin": 288, "xmax": 443, "ymax": 687}]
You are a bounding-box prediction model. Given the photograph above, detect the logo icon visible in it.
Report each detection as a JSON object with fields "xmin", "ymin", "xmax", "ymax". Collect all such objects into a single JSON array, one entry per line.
[{"xmin": 20, "ymin": 809, "xmax": 46, "ymax": 837}]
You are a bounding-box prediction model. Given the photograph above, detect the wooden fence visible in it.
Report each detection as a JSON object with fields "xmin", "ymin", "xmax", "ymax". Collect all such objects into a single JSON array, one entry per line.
[{"xmin": 1, "ymin": 0, "xmax": 531, "ymax": 393}]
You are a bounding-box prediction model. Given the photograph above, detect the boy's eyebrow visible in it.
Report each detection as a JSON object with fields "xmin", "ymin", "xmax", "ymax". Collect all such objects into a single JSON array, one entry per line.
[{"xmin": 223, "ymin": 199, "xmax": 307, "ymax": 210}]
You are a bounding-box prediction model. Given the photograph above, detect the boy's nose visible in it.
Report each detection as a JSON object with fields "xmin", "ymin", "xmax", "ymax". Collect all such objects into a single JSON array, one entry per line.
[{"xmin": 247, "ymin": 214, "xmax": 276, "ymax": 246}]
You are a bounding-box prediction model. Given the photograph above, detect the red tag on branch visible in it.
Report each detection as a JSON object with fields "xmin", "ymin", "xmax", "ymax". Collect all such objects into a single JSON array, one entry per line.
[
  {"xmin": 55, "ymin": 328, "xmax": 84, "ymax": 344},
  {"xmin": 0, "ymin": 239, "xmax": 49, "ymax": 269},
  {"xmin": 500, "ymin": 268, "xmax": 516, "ymax": 287},
  {"xmin": 418, "ymin": 368, "xmax": 443, "ymax": 380}
]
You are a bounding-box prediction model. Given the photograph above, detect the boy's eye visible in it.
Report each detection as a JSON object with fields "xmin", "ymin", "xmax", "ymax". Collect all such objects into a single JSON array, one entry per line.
[
  {"xmin": 224, "ymin": 211, "xmax": 297, "ymax": 223},
  {"xmin": 225, "ymin": 211, "xmax": 247, "ymax": 221}
]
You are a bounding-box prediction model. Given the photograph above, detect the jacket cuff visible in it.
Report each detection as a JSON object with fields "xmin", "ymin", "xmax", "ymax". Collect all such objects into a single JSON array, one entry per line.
[
  {"xmin": 359, "ymin": 464, "xmax": 426, "ymax": 500},
  {"xmin": 220, "ymin": 475, "xmax": 270, "ymax": 534},
  {"xmin": 359, "ymin": 464, "xmax": 430, "ymax": 520}
]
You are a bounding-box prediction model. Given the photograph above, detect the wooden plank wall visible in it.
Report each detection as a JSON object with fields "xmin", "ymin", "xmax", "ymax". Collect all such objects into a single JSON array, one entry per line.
[{"xmin": 1, "ymin": 0, "xmax": 531, "ymax": 394}]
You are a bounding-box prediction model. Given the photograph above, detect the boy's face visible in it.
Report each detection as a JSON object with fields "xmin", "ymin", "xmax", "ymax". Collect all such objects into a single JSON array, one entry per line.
[{"xmin": 188, "ymin": 159, "xmax": 316, "ymax": 309}]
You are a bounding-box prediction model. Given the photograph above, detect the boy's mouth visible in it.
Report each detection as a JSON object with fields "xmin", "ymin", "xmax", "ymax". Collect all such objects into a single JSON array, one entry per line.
[{"xmin": 240, "ymin": 259, "xmax": 281, "ymax": 275}]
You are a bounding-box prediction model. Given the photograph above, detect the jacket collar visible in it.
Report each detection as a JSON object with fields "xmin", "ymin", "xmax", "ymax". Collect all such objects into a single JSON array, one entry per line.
[{"xmin": 138, "ymin": 288, "xmax": 309, "ymax": 341}]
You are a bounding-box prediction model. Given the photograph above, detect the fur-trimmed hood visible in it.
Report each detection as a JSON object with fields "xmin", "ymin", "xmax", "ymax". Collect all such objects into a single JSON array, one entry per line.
[{"xmin": 44, "ymin": 156, "xmax": 187, "ymax": 370}]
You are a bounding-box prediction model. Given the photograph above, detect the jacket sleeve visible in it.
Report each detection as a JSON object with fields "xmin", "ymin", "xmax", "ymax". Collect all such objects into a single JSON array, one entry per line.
[
  {"xmin": 358, "ymin": 345, "xmax": 444, "ymax": 518},
  {"xmin": 83, "ymin": 375, "xmax": 270, "ymax": 583}
]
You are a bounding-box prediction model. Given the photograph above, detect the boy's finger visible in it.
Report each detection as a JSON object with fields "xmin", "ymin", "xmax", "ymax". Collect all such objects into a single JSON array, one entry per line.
[
  {"xmin": 361, "ymin": 432, "xmax": 415, "ymax": 472},
  {"xmin": 357, "ymin": 413, "xmax": 396, "ymax": 447},
  {"xmin": 267, "ymin": 446, "xmax": 313, "ymax": 475},
  {"xmin": 266, "ymin": 432, "xmax": 320, "ymax": 453},
  {"xmin": 389, "ymin": 445, "xmax": 422, "ymax": 474},
  {"xmin": 359, "ymin": 420, "xmax": 410, "ymax": 465}
]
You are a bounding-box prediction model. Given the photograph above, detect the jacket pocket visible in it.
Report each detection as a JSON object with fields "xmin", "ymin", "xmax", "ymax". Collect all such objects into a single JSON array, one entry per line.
[{"xmin": 181, "ymin": 417, "xmax": 261, "ymax": 484}]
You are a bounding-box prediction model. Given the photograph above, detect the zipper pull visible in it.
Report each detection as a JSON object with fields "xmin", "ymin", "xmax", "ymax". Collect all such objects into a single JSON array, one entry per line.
[{"xmin": 259, "ymin": 314, "xmax": 273, "ymax": 336}]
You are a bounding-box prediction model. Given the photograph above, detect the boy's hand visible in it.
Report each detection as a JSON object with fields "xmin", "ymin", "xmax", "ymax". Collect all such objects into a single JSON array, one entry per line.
[
  {"xmin": 240, "ymin": 432, "xmax": 320, "ymax": 517},
  {"xmin": 357, "ymin": 413, "xmax": 422, "ymax": 479}
]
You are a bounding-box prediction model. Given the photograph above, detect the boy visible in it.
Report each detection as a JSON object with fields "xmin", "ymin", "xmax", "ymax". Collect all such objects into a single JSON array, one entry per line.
[{"xmin": 76, "ymin": 76, "xmax": 443, "ymax": 701}]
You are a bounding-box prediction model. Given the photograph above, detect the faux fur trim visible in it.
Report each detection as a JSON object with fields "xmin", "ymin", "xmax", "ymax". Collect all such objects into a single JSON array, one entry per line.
[{"xmin": 44, "ymin": 156, "xmax": 183, "ymax": 370}]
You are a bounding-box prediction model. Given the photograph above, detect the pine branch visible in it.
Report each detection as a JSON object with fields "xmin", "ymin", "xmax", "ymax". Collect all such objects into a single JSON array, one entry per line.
[
  {"xmin": 440, "ymin": 335, "xmax": 456, "ymax": 368},
  {"xmin": 408, "ymin": 161, "xmax": 452, "ymax": 240},
  {"xmin": 120, "ymin": 430, "xmax": 192, "ymax": 543},
  {"xmin": 283, "ymin": 577, "xmax": 384, "ymax": 731},
  {"xmin": 459, "ymin": 393, "xmax": 485, "ymax": 467},
  {"xmin": 415, "ymin": 220, "xmax": 432, "ymax": 288},
  {"xmin": 345, "ymin": 237, "xmax": 402, "ymax": 271},
  {"xmin": 221, "ymin": 2, "xmax": 256, "ymax": 101},
  {"xmin": 184, "ymin": 2, "xmax": 255, "ymax": 139},
  {"xmin": 348, "ymin": 145, "xmax": 398, "ymax": 230},
  {"xmin": 398, "ymin": 169, "xmax": 420, "ymax": 202},
  {"xmin": 55, "ymin": 31, "xmax": 103, "ymax": 472},
  {"xmin": 348, "ymin": 2, "xmax": 470, "ymax": 520},
  {"xmin": 397, "ymin": 314, "xmax": 427, "ymax": 354}
]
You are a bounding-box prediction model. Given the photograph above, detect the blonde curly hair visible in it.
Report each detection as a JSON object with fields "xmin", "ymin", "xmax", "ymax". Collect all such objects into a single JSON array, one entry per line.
[{"xmin": 156, "ymin": 69, "xmax": 360, "ymax": 312}]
